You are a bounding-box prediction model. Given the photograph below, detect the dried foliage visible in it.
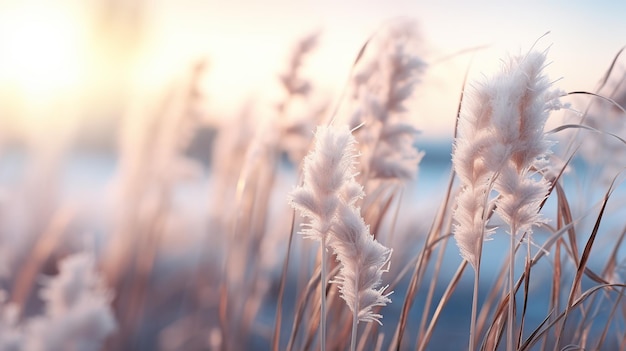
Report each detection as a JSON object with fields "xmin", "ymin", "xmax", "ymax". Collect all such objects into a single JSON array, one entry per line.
[{"xmin": 0, "ymin": 17, "xmax": 625, "ymax": 351}]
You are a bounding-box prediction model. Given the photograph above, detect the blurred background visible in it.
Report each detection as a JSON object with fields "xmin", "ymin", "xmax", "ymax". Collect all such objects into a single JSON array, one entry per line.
[
  {"xmin": 1, "ymin": 0, "xmax": 625, "ymax": 146},
  {"xmin": 1, "ymin": 0, "xmax": 626, "ymax": 349}
]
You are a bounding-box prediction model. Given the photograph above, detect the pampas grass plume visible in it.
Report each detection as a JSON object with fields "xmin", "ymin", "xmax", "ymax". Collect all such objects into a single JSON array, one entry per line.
[
  {"xmin": 452, "ymin": 50, "xmax": 566, "ymax": 268},
  {"xmin": 289, "ymin": 125, "xmax": 360, "ymax": 241},
  {"xmin": 452, "ymin": 48, "xmax": 567, "ymax": 351},
  {"xmin": 27, "ymin": 252, "xmax": 117, "ymax": 351},
  {"xmin": 290, "ymin": 124, "xmax": 392, "ymax": 350},
  {"xmin": 330, "ymin": 203, "xmax": 392, "ymax": 325}
]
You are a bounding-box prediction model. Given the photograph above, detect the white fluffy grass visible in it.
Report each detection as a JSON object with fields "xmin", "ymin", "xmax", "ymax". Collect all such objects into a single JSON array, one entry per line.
[
  {"xmin": 452, "ymin": 49, "xmax": 567, "ymax": 351},
  {"xmin": 0, "ymin": 251, "xmax": 116, "ymax": 351},
  {"xmin": 348, "ymin": 21, "xmax": 426, "ymax": 183},
  {"xmin": 290, "ymin": 124, "xmax": 392, "ymax": 351},
  {"xmin": 4, "ymin": 19, "xmax": 626, "ymax": 351},
  {"xmin": 452, "ymin": 50, "xmax": 567, "ymax": 270}
]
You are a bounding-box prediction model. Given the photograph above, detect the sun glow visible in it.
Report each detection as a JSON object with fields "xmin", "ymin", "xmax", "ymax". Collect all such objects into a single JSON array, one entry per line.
[{"xmin": 0, "ymin": 3, "xmax": 86, "ymax": 104}]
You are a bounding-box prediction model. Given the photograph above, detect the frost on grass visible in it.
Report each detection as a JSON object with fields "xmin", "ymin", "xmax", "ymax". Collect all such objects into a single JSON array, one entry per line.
[
  {"xmin": 289, "ymin": 125, "xmax": 361, "ymax": 241},
  {"xmin": 0, "ymin": 252, "xmax": 117, "ymax": 351},
  {"xmin": 27, "ymin": 252, "xmax": 117, "ymax": 351},
  {"xmin": 289, "ymin": 125, "xmax": 392, "ymax": 324},
  {"xmin": 331, "ymin": 203, "xmax": 392, "ymax": 324},
  {"xmin": 452, "ymin": 50, "xmax": 567, "ymax": 269}
]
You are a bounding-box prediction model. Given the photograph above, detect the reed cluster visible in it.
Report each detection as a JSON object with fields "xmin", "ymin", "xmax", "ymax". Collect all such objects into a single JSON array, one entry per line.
[{"xmin": 0, "ymin": 18, "xmax": 625, "ymax": 351}]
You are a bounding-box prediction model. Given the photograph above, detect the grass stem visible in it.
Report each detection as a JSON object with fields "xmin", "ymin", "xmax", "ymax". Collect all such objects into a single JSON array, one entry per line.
[
  {"xmin": 470, "ymin": 265, "xmax": 480, "ymax": 351},
  {"xmin": 508, "ymin": 224, "xmax": 517, "ymax": 351},
  {"xmin": 320, "ymin": 237, "xmax": 328, "ymax": 351}
]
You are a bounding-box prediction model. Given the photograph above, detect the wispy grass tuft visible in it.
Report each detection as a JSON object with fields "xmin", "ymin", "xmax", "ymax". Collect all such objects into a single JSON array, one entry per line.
[
  {"xmin": 3, "ymin": 15, "xmax": 626, "ymax": 351},
  {"xmin": 289, "ymin": 124, "xmax": 363, "ymax": 351},
  {"xmin": 290, "ymin": 124, "xmax": 393, "ymax": 351},
  {"xmin": 452, "ymin": 48, "xmax": 567, "ymax": 351}
]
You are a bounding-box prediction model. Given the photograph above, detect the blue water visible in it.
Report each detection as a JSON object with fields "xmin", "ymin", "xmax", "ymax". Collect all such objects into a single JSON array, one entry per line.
[{"xmin": 2, "ymin": 139, "xmax": 624, "ymax": 350}]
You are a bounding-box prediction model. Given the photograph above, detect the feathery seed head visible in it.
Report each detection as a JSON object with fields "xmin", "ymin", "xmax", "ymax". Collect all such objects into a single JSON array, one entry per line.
[
  {"xmin": 289, "ymin": 125, "xmax": 360, "ymax": 241},
  {"xmin": 330, "ymin": 204, "xmax": 392, "ymax": 324},
  {"xmin": 290, "ymin": 123, "xmax": 393, "ymax": 326},
  {"xmin": 452, "ymin": 49, "xmax": 564, "ymax": 268}
]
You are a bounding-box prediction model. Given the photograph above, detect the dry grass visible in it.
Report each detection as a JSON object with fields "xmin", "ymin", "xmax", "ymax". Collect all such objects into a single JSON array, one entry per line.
[{"xmin": 0, "ymin": 19, "xmax": 625, "ymax": 351}]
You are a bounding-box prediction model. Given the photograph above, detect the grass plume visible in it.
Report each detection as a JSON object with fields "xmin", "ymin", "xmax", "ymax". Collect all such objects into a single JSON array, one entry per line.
[{"xmin": 2, "ymin": 15, "xmax": 626, "ymax": 351}]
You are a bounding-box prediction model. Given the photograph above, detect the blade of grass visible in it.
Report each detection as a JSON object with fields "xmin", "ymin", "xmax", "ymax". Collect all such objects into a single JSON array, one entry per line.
[
  {"xmin": 389, "ymin": 165, "xmax": 457, "ymax": 350},
  {"xmin": 272, "ymin": 208, "xmax": 297, "ymax": 351},
  {"xmin": 601, "ymin": 226, "xmax": 626, "ymax": 280},
  {"xmin": 391, "ymin": 52, "xmax": 469, "ymax": 351},
  {"xmin": 517, "ymin": 247, "xmax": 532, "ymax": 350},
  {"xmin": 475, "ymin": 257, "xmax": 507, "ymax": 347},
  {"xmin": 481, "ymin": 292, "xmax": 508, "ymax": 351},
  {"xmin": 481, "ymin": 220, "xmax": 579, "ymax": 351},
  {"xmin": 549, "ymin": 122, "xmax": 626, "ymax": 146},
  {"xmin": 287, "ymin": 264, "xmax": 321, "ymax": 351},
  {"xmin": 417, "ymin": 260, "xmax": 468, "ymax": 351},
  {"xmin": 545, "ymin": 238, "xmax": 562, "ymax": 351},
  {"xmin": 595, "ymin": 46, "xmax": 626, "ymax": 93},
  {"xmin": 554, "ymin": 178, "xmax": 580, "ymax": 265},
  {"xmin": 522, "ymin": 310, "xmax": 555, "ymax": 351},
  {"xmin": 416, "ymin": 222, "xmax": 452, "ymax": 344},
  {"xmin": 520, "ymin": 283, "xmax": 626, "ymax": 351},
  {"xmin": 561, "ymin": 47, "xmax": 626, "ymax": 157},
  {"xmin": 286, "ymin": 263, "xmax": 338, "ymax": 351},
  {"xmin": 556, "ymin": 173, "xmax": 619, "ymax": 348}
]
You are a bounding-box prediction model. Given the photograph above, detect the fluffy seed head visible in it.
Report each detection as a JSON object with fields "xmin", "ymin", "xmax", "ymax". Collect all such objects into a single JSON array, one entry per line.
[
  {"xmin": 452, "ymin": 49, "xmax": 565, "ymax": 269},
  {"xmin": 289, "ymin": 125, "xmax": 361, "ymax": 241},
  {"xmin": 330, "ymin": 204, "xmax": 392, "ymax": 324}
]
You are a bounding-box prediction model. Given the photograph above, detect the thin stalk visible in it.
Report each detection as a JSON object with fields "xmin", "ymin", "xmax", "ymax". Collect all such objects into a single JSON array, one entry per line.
[
  {"xmin": 271, "ymin": 209, "xmax": 297, "ymax": 351},
  {"xmin": 556, "ymin": 174, "xmax": 617, "ymax": 348},
  {"xmin": 287, "ymin": 265, "xmax": 339, "ymax": 351},
  {"xmin": 508, "ymin": 223, "xmax": 517, "ymax": 351},
  {"xmin": 470, "ymin": 177, "xmax": 495, "ymax": 351},
  {"xmin": 470, "ymin": 191, "xmax": 495, "ymax": 351},
  {"xmin": 350, "ymin": 272, "xmax": 359, "ymax": 351},
  {"xmin": 321, "ymin": 237, "xmax": 328, "ymax": 351},
  {"xmin": 417, "ymin": 229, "xmax": 452, "ymax": 343},
  {"xmin": 418, "ymin": 260, "xmax": 468, "ymax": 350},
  {"xmin": 595, "ymin": 286, "xmax": 625, "ymax": 350},
  {"xmin": 520, "ymin": 284, "xmax": 626, "ymax": 351},
  {"xmin": 518, "ymin": 237, "xmax": 532, "ymax": 349},
  {"xmin": 470, "ymin": 266, "xmax": 480, "ymax": 351}
]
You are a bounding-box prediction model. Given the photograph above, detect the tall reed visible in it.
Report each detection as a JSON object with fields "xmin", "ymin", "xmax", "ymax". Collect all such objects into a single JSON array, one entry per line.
[
  {"xmin": 452, "ymin": 49, "xmax": 567, "ymax": 351},
  {"xmin": 346, "ymin": 21, "xmax": 426, "ymax": 196},
  {"xmin": 4, "ymin": 14, "xmax": 626, "ymax": 351},
  {"xmin": 217, "ymin": 32, "xmax": 323, "ymax": 349},
  {"xmin": 290, "ymin": 124, "xmax": 392, "ymax": 351},
  {"xmin": 289, "ymin": 124, "xmax": 361, "ymax": 350},
  {"xmin": 331, "ymin": 198, "xmax": 393, "ymax": 351}
]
